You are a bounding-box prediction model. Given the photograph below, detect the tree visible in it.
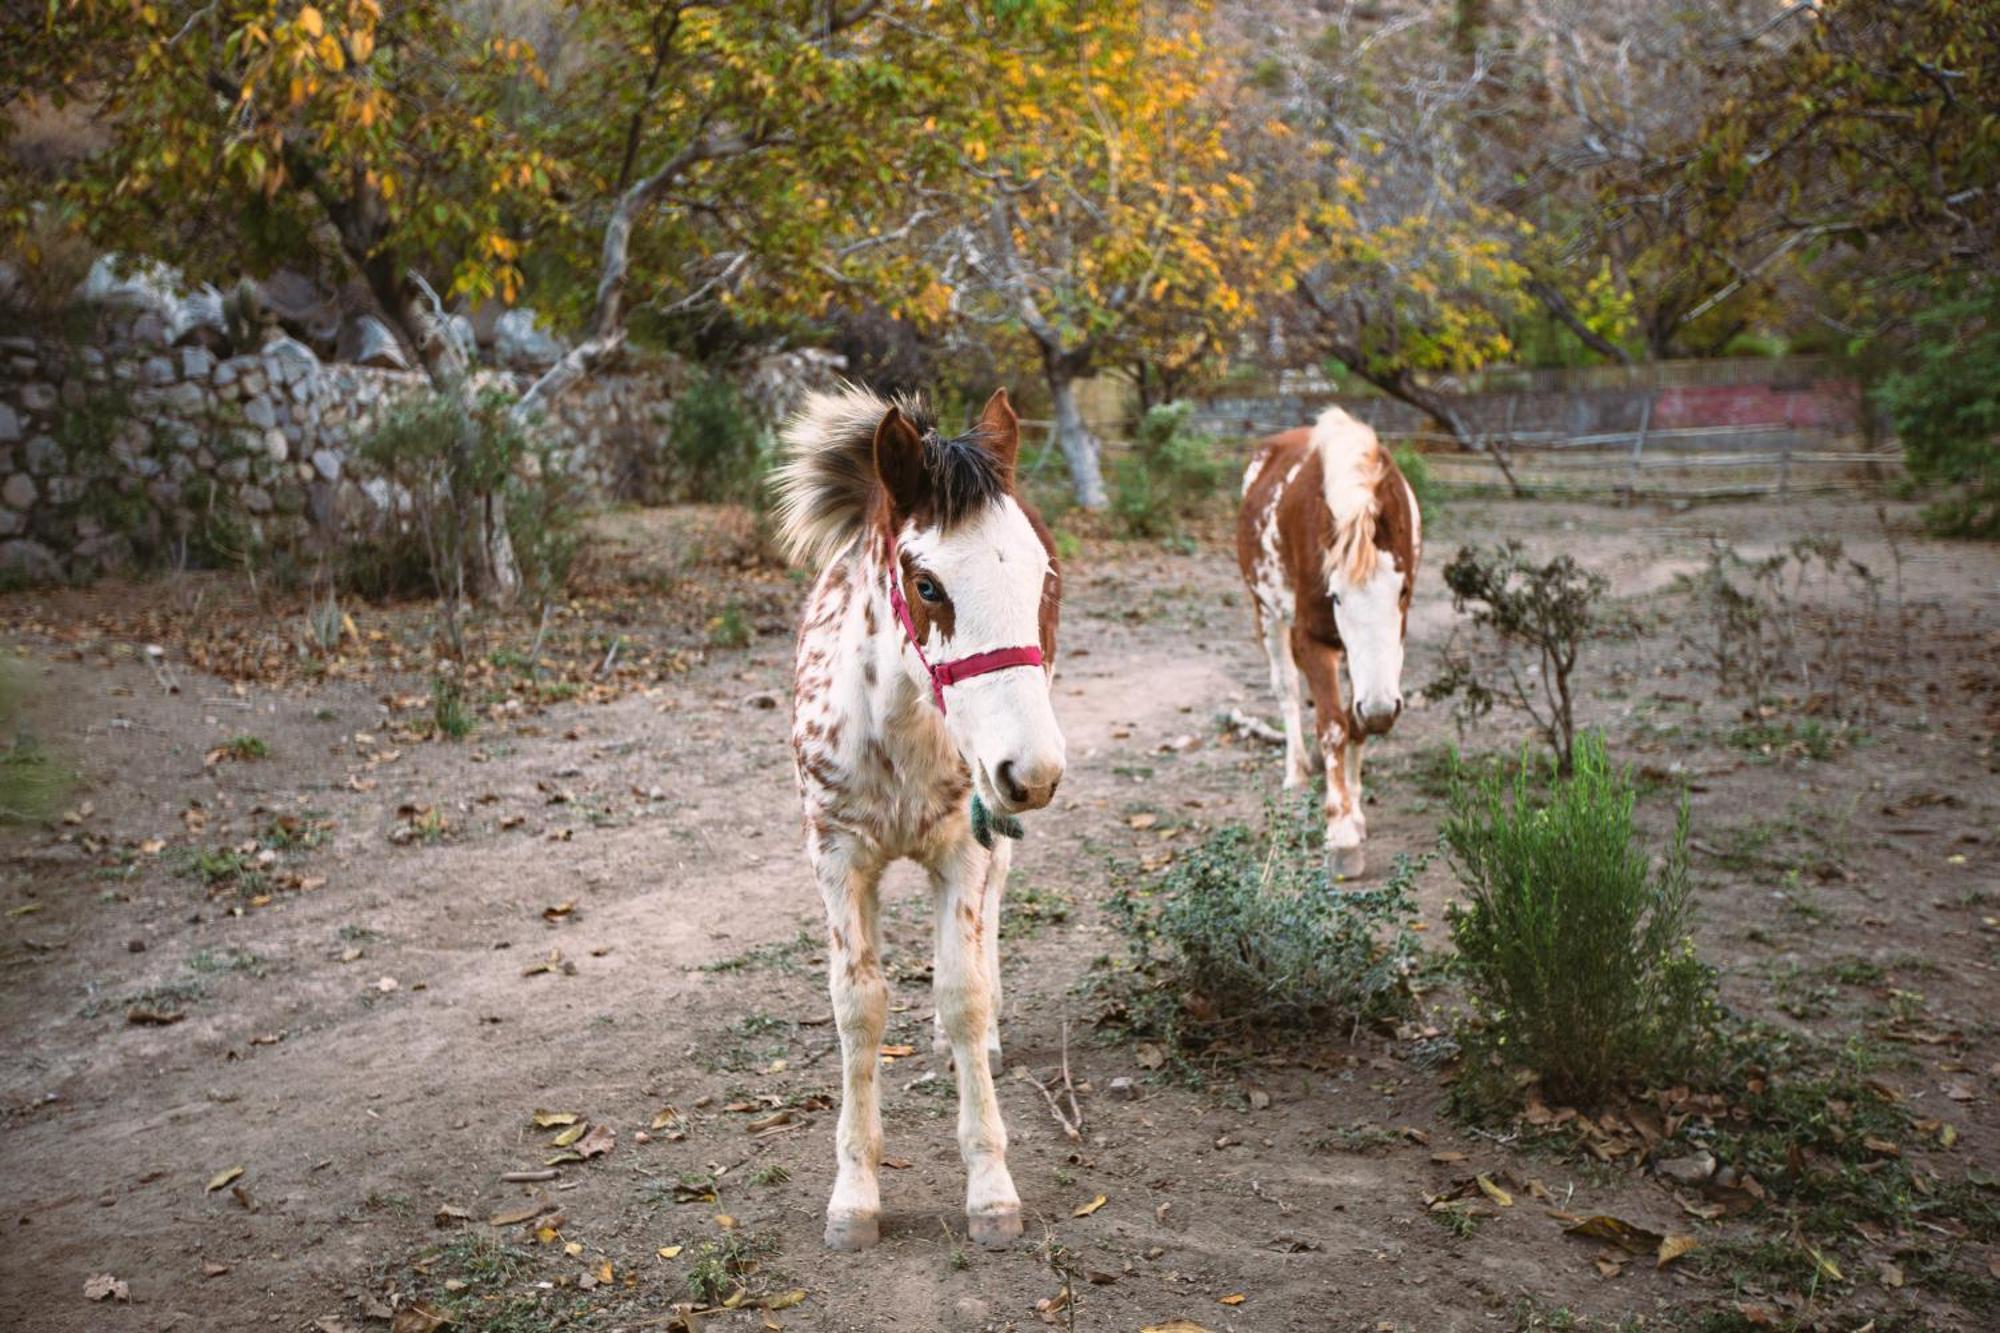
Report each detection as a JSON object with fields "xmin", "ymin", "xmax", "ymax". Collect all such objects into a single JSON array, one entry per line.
[
  {"xmin": 11, "ymin": 1, "xmax": 958, "ymax": 596},
  {"xmin": 933, "ymin": 4, "xmax": 1290, "ymax": 509},
  {"xmin": 1876, "ymin": 282, "xmax": 2000, "ymax": 538}
]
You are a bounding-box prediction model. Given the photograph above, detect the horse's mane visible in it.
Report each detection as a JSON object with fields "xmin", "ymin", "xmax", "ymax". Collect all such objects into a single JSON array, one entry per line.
[
  {"xmin": 1312, "ymin": 405, "xmax": 1388, "ymax": 587},
  {"xmin": 772, "ymin": 382, "xmax": 1008, "ymax": 568}
]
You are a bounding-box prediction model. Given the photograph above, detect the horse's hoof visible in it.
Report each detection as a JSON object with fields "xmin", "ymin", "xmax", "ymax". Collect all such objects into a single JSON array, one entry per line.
[
  {"xmin": 1327, "ymin": 845, "xmax": 1367, "ymax": 884},
  {"xmin": 968, "ymin": 1205, "xmax": 1023, "ymax": 1249},
  {"xmin": 824, "ymin": 1208, "xmax": 881, "ymax": 1251}
]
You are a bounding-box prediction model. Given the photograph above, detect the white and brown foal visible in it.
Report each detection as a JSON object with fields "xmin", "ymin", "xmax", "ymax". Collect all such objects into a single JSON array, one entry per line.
[
  {"xmin": 773, "ymin": 385, "xmax": 1062, "ymax": 1251},
  {"xmin": 1236, "ymin": 405, "xmax": 1420, "ymax": 883}
]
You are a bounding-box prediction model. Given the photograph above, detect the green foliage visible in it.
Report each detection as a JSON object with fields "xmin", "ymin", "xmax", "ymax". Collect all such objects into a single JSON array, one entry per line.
[
  {"xmin": 661, "ymin": 375, "xmax": 768, "ymax": 504},
  {"xmin": 1428, "ymin": 543, "xmax": 1611, "ymax": 774},
  {"xmin": 431, "ymin": 674, "xmax": 474, "ymax": 740},
  {"xmin": 1105, "ymin": 792, "xmax": 1420, "ymax": 1059},
  {"xmin": 1110, "ymin": 401, "xmax": 1228, "ymax": 539},
  {"xmin": 351, "ymin": 387, "xmax": 580, "ymax": 609},
  {"xmin": 1443, "ymin": 735, "xmax": 1716, "ymax": 1108},
  {"xmin": 682, "ymin": 1231, "xmax": 770, "ymax": 1307},
  {"xmin": 220, "ymin": 734, "xmax": 268, "ymax": 761},
  {"xmin": 1876, "ymin": 284, "xmax": 2000, "ymax": 539},
  {"xmin": 705, "ymin": 604, "xmax": 752, "ymax": 650},
  {"xmin": 0, "ymin": 661, "xmax": 72, "ymax": 823},
  {"xmin": 1391, "ymin": 445, "xmax": 1438, "ymax": 514}
]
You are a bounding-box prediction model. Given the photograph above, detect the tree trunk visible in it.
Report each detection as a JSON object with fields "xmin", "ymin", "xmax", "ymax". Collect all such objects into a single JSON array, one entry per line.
[{"xmin": 1043, "ymin": 353, "xmax": 1109, "ymax": 510}]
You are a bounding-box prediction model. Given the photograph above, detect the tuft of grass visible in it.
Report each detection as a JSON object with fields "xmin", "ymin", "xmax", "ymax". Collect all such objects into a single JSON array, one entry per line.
[
  {"xmin": 431, "ymin": 673, "xmax": 475, "ymax": 740},
  {"xmin": 706, "ymin": 604, "xmax": 752, "ymax": 649},
  {"xmin": 1001, "ymin": 880, "xmax": 1073, "ymax": 939},
  {"xmin": 747, "ymin": 1162, "xmax": 791, "ymax": 1186},
  {"xmin": 699, "ymin": 926, "xmax": 817, "ymax": 975},
  {"xmin": 1102, "ymin": 791, "xmax": 1420, "ymax": 1066},
  {"xmin": 1443, "ymin": 733, "xmax": 1716, "ymax": 1109},
  {"xmin": 188, "ymin": 947, "xmax": 270, "ymax": 977},
  {"xmin": 220, "ymin": 734, "xmax": 269, "ymax": 761},
  {"xmin": 682, "ymin": 1231, "xmax": 770, "ymax": 1306}
]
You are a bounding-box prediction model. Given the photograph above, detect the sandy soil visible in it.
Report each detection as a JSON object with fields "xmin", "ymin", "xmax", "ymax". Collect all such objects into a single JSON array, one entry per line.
[{"xmin": 2, "ymin": 497, "xmax": 1996, "ymax": 1332}]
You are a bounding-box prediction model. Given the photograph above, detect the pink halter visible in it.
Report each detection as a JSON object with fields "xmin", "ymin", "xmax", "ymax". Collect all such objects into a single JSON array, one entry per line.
[{"xmin": 882, "ymin": 534, "xmax": 1045, "ymax": 713}]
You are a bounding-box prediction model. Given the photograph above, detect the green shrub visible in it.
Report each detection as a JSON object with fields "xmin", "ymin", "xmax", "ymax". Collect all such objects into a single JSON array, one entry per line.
[
  {"xmin": 430, "ymin": 673, "xmax": 474, "ymax": 740},
  {"xmin": 1875, "ymin": 283, "xmax": 2000, "ymax": 539},
  {"xmin": 662, "ymin": 373, "xmax": 768, "ymax": 504},
  {"xmin": 1391, "ymin": 444, "xmax": 1438, "ymax": 514},
  {"xmin": 1111, "ymin": 401, "xmax": 1228, "ymax": 539},
  {"xmin": 350, "ymin": 386, "xmax": 581, "ymax": 610},
  {"xmin": 1442, "ymin": 733, "xmax": 1715, "ymax": 1107},
  {"xmin": 1106, "ymin": 792, "xmax": 1420, "ymax": 1058}
]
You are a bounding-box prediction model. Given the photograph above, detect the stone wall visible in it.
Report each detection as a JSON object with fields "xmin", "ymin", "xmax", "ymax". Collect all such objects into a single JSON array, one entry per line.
[{"xmin": 0, "ymin": 316, "xmax": 840, "ymax": 583}]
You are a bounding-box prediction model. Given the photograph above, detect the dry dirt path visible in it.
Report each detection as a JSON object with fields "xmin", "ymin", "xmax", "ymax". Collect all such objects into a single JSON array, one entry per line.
[{"xmin": 3, "ymin": 498, "xmax": 1997, "ymax": 1331}]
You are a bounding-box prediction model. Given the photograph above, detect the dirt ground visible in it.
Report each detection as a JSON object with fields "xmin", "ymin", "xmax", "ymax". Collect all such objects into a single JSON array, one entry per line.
[{"xmin": 2, "ymin": 495, "xmax": 1996, "ymax": 1332}]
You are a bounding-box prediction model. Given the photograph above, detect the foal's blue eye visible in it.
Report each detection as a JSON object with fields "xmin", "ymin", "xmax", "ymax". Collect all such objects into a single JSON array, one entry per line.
[{"xmin": 915, "ymin": 577, "xmax": 943, "ymax": 604}]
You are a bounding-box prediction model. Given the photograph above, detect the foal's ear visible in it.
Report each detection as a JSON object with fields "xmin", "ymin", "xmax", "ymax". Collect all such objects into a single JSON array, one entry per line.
[
  {"xmin": 872, "ymin": 405, "xmax": 930, "ymax": 517},
  {"xmin": 976, "ymin": 388, "xmax": 1021, "ymax": 478}
]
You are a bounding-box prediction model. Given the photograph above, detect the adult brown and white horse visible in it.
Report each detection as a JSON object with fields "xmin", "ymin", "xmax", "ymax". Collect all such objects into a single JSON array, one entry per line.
[
  {"xmin": 1236, "ymin": 405, "xmax": 1420, "ymax": 883},
  {"xmin": 773, "ymin": 385, "xmax": 1063, "ymax": 1251}
]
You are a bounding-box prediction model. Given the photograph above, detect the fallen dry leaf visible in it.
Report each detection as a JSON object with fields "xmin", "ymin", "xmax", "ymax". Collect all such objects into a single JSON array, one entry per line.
[
  {"xmin": 1073, "ymin": 1194, "xmax": 1108, "ymax": 1217},
  {"xmin": 576, "ymin": 1123, "xmax": 615, "ymax": 1159},
  {"xmin": 1476, "ymin": 1174, "xmax": 1514, "ymax": 1207},
  {"xmin": 532, "ymin": 1111, "xmax": 580, "ymax": 1128},
  {"xmin": 549, "ymin": 1122, "xmax": 588, "ymax": 1148},
  {"xmin": 390, "ymin": 1304, "xmax": 452, "ymax": 1333},
  {"xmin": 657, "ymin": 1245, "xmax": 683, "ymax": 1259},
  {"xmin": 1139, "ymin": 1324, "xmax": 1214, "ymax": 1333},
  {"xmin": 1562, "ymin": 1214, "xmax": 1665, "ymax": 1254},
  {"xmin": 765, "ymin": 1290, "xmax": 807, "ymax": 1311},
  {"xmin": 1657, "ymin": 1234, "xmax": 1699, "ymax": 1267},
  {"xmin": 1135, "ymin": 1042, "xmax": 1166, "ymax": 1070},
  {"xmin": 83, "ymin": 1273, "xmax": 129, "ymax": 1302},
  {"xmin": 205, "ymin": 1166, "xmax": 244, "ymax": 1193},
  {"xmin": 1218, "ymin": 1293, "xmax": 1246, "ymax": 1306},
  {"xmin": 490, "ymin": 1198, "xmax": 554, "ymax": 1227}
]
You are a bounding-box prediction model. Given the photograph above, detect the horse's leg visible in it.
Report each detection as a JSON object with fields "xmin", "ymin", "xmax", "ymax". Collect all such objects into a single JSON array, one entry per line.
[
  {"xmin": 1260, "ymin": 612, "xmax": 1313, "ymax": 787},
  {"xmin": 980, "ymin": 838, "xmax": 1006, "ymax": 1061},
  {"xmin": 929, "ymin": 834, "xmax": 1009, "ymax": 1066},
  {"xmin": 1291, "ymin": 628, "xmax": 1365, "ymax": 882},
  {"xmin": 815, "ymin": 831, "xmax": 888, "ymax": 1251},
  {"xmin": 930, "ymin": 837, "xmax": 1021, "ymax": 1247}
]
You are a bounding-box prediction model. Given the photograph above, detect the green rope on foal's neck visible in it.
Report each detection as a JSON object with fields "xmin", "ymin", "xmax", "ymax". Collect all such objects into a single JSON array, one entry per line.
[{"xmin": 969, "ymin": 792, "xmax": 1025, "ymax": 850}]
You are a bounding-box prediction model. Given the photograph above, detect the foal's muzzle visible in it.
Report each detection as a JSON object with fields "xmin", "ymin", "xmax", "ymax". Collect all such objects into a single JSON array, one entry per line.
[{"xmin": 1352, "ymin": 696, "xmax": 1403, "ymax": 738}]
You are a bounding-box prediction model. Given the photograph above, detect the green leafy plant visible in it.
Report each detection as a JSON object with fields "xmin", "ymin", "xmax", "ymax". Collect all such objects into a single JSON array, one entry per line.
[
  {"xmin": 1105, "ymin": 792, "xmax": 1420, "ymax": 1061},
  {"xmin": 1111, "ymin": 401, "xmax": 1228, "ymax": 539},
  {"xmin": 430, "ymin": 673, "xmax": 474, "ymax": 740},
  {"xmin": 1391, "ymin": 443, "xmax": 1438, "ymax": 514},
  {"xmin": 1442, "ymin": 733, "xmax": 1715, "ymax": 1107},
  {"xmin": 661, "ymin": 373, "xmax": 768, "ymax": 505},
  {"xmin": 1876, "ymin": 282, "xmax": 2000, "ymax": 539},
  {"xmin": 0, "ymin": 660, "xmax": 72, "ymax": 823},
  {"xmin": 1428, "ymin": 542, "xmax": 1612, "ymax": 775}
]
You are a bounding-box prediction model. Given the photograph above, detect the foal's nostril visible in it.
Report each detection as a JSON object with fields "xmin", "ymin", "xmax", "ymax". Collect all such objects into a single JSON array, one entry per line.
[{"xmin": 996, "ymin": 760, "xmax": 1030, "ymax": 806}]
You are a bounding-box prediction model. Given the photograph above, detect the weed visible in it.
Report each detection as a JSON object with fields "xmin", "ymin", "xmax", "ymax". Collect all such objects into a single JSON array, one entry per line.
[
  {"xmin": 747, "ymin": 1163, "xmax": 791, "ymax": 1186},
  {"xmin": 431, "ymin": 673, "xmax": 475, "ymax": 740},
  {"xmin": 1427, "ymin": 1204, "xmax": 1486, "ymax": 1238},
  {"xmin": 1001, "ymin": 880, "xmax": 1074, "ymax": 939},
  {"xmin": 707, "ymin": 603, "xmax": 753, "ymax": 649},
  {"xmin": 1443, "ymin": 734, "xmax": 1716, "ymax": 1107},
  {"xmin": 219, "ymin": 734, "xmax": 269, "ymax": 761},
  {"xmin": 699, "ymin": 927, "xmax": 817, "ymax": 975},
  {"xmin": 262, "ymin": 811, "xmax": 332, "ymax": 851},
  {"xmin": 1428, "ymin": 543, "xmax": 1614, "ymax": 775},
  {"xmin": 1102, "ymin": 791, "xmax": 1420, "ymax": 1065},
  {"xmin": 188, "ymin": 947, "xmax": 270, "ymax": 978},
  {"xmin": 1724, "ymin": 718, "xmax": 1852, "ymax": 763},
  {"xmin": 682, "ymin": 1231, "xmax": 769, "ymax": 1306}
]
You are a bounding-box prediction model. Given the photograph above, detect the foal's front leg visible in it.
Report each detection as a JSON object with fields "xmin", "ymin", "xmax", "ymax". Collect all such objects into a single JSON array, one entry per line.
[
  {"xmin": 930, "ymin": 836, "xmax": 1022, "ymax": 1247},
  {"xmin": 933, "ymin": 835, "xmax": 1008, "ymax": 1066},
  {"xmin": 813, "ymin": 832, "xmax": 889, "ymax": 1251},
  {"xmin": 1292, "ymin": 629, "xmax": 1366, "ymax": 882}
]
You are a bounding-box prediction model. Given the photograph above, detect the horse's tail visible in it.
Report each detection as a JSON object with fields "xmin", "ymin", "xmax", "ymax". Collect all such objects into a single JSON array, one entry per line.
[
  {"xmin": 1313, "ymin": 405, "xmax": 1387, "ymax": 588},
  {"xmin": 771, "ymin": 382, "xmax": 909, "ymax": 569}
]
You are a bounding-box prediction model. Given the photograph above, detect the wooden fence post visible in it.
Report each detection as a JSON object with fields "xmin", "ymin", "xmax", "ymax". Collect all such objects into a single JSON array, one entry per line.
[{"xmin": 1623, "ymin": 393, "xmax": 1653, "ymax": 502}]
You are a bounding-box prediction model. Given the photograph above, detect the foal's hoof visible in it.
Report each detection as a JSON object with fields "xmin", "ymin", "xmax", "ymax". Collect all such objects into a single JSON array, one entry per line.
[
  {"xmin": 1327, "ymin": 845, "xmax": 1367, "ymax": 884},
  {"xmin": 824, "ymin": 1208, "xmax": 881, "ymax": 1252},
  {"xmin": 968, "ymin": 1205, "xmax": 1023, "ymax": 1249}
]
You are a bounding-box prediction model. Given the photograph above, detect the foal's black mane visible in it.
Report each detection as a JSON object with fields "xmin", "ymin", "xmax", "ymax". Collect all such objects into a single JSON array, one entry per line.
[
  {"xmin": 772, "ymin": 383, "xmax": 1013, "ymax": 569},
  {"xmin": 903, "ymin": 400, "xmax": 1009, "ymax": 531}
]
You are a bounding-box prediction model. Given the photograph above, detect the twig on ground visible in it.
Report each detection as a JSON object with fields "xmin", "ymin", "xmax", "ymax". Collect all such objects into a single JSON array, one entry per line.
[
  {"xmin": 1223, "ymin": 708, "xmax": 1285, "ymax": 747},
  {"xmin": 1023, "ymin": 1020, "xmax": 1084, "ymax": 1142}
]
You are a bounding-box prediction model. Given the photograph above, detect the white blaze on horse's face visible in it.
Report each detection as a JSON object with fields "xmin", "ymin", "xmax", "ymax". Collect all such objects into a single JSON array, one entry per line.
[
  {"xmin": 900, "ymin": 497, "xmax": 1065, "ymax": 813},
  {"xmin": 1332, "ymin": 553, "xmax": 1406, "ymax": 735}
]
